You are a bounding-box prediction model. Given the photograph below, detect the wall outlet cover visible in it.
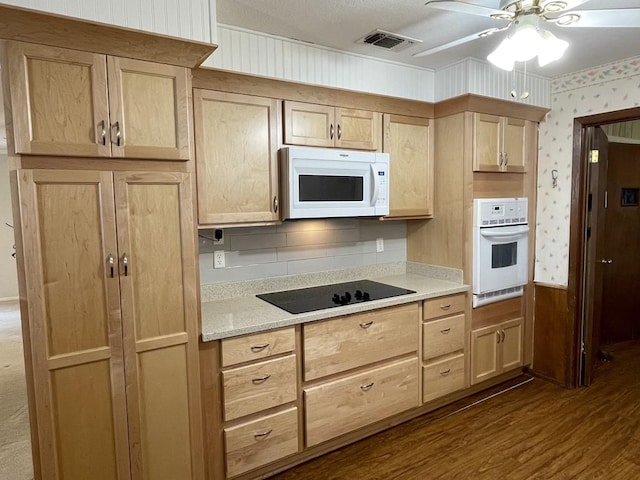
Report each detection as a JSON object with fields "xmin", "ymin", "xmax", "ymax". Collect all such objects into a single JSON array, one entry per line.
[
  {"xmin": 376, "ymin": 237, "xmax": 384, "ymax": 253},
  {"xmin": 214, "ymin": 250, "xmax": 225, "ymax": 268}
]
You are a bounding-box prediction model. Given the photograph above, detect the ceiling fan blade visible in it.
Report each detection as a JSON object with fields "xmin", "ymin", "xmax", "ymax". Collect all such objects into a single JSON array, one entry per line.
[
  {"xmin": 412, "ymin": 26, "xmax": 508, "ymax": 58},
  {"xmin": 554, "ymin": 9, "xmax": 640, "ymax": 27},
  {"xmin": 425, "ymin": 1, "xmax": 512, "ymax": 18}
]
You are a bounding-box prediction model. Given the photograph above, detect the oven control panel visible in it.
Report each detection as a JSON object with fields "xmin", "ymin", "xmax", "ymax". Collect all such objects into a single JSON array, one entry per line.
[{"xmin": 473, "ymin": 197, "xmax": 528, "ymax": 226}]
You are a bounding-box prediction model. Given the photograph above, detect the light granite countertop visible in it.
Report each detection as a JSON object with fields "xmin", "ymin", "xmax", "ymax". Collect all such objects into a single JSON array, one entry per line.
[{"xmin": 200, "ymin": 263, "xmax": 469, "ymax": 341}]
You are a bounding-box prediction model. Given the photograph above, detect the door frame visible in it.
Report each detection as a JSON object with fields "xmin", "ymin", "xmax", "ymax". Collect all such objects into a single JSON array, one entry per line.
[{"xmin": 567, "ymin": 106, "xmax": 640, "ymax": 387}]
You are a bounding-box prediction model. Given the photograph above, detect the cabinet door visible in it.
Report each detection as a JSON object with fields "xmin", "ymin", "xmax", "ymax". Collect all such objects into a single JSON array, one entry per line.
[
  {"xmin": 284, "ymin": 101, "xmax": 335, "ymax": 147},
  {"xmin": 335, "ymin": 108, "xmax": 381, "ymax": 151},
  {"xmin": 107, "ymin": 57, "xmax": 190, "ymax": 160},
  {"xmin": 15, "ymin": 169, "xmax": 130, "ymax": 480},
  {"xmin": 114, "ymin": 172, "xmax": 204, "ymax": 480},
  {"xmin": 500, "ymin": 318, "xmax": 524, "ymax": 371},
  {"xmin": 383, "ymin": 114, "xmax": 433, "ymax": 217},
  {"xmin": 6, "ymin": 42, "xmax": 110, "ymax": 157},
  {"xmin": 472, "ymin": 113, "xmax": 502, "ymax": 172},
  {"xmin": 194, "ymin": 90, "xmax": 280, "ymax": 225},
  {"xmin": 470, "ymin": 324, "xmax": 500, "ymax": 385},
  {"xmin": 502, "ymin": 118, "xmax": 527, "ymax": 172}
]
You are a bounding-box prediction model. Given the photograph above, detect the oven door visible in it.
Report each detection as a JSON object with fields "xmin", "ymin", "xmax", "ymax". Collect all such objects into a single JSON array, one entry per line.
[{"xmin": 473, "ymin": 224, "xmax": 529, "ymax": 294}]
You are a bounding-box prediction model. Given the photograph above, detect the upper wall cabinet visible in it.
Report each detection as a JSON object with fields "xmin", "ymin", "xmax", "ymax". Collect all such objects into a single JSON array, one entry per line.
[
  {"xmin": 283, "ymin": 101, "xmax": 381, "ymax": 151},
  {"xmin": 383, "ymin": 114, "xmax": 434, "ymax": 218},
  {"xmin": 473, "ymin": 113, "xmax": 532, "ymax": 173},
  {"xmin": 4, "ymin": 41, "xmax": 190, "ymax": 160},
  {"xmin": 193, "ymin": 89, "xmax": 281, "ymax": 226}
]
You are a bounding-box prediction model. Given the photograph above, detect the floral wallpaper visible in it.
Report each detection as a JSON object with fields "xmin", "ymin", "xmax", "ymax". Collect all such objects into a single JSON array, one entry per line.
[{"xmin": 535, "ymin": 55, "xmax": 640, "ymax": 286}]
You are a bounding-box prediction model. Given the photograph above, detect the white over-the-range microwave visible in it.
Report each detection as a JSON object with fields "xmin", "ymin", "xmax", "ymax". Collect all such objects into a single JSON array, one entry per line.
[{"xmin": 279, "ymin": 146, "xmax": 390, "ymax": 220}]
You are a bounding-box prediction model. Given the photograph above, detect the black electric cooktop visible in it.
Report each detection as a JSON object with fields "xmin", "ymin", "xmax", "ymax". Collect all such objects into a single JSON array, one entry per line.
[{"xmin": 256, "ymin": 279, "xmax": 416, "ymax": 314}]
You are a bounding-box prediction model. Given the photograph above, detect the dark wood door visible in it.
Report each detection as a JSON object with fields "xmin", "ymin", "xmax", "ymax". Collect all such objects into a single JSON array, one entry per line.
[{"xmin": 601, "ymin": 142, "xmax": 640, "ymax": 345}]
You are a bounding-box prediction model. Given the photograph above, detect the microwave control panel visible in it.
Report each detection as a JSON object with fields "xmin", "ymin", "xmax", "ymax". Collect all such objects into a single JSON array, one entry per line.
[
  {"xmin": 374, "ymin": 167, "xmax": 387, "ymax": 207},
  {"xmin": 473, "ymin": 197, "xmax": 528, "ymax": 226}
]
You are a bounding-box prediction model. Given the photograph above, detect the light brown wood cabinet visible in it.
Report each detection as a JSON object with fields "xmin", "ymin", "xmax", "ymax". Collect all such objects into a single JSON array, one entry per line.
[
  {"xmin": 473, "ymin": 113, "xmax": 532, "ymax": 173},
  {"xmin": 193, "ymin": 90, "xmax": 281, "ymax": 226},
  {"xmin": 13, "ymin": 169, "xmax": 203, "ymax": 480},
  {"xmin": 383, "ymin": 114, "xmax": 434, "ymax": 218},
  {"xmin": 421, "ymin": 294, "xmax": 467, "ymax": 403},
  {"xmin": 471, "ymin": 317, "xmax": 524, "ymax": 385},
  {"xmin": 4, "ymin": 41, "xmax": 190, "ymax": 160},
  {"xmin": 283, "ymin": 101, "xmax": 381, "ymax": 151}
]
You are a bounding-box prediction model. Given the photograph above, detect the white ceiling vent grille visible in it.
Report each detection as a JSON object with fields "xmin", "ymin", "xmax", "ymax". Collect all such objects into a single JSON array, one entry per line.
[{"xmin": 358, "ymin": 29, "xmax": 422, "ymax": 52}]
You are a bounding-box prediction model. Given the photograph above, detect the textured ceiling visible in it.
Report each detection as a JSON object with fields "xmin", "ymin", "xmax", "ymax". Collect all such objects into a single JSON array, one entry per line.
[{"xmin": 216, "ymin": 0, "xmax": 640, "ymax": 78}]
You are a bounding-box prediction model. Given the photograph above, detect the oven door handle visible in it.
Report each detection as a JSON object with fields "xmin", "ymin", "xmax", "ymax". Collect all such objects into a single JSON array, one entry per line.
[{"xmin": 480, "ymin": 226, "xmax": 529, "ymax": 241}]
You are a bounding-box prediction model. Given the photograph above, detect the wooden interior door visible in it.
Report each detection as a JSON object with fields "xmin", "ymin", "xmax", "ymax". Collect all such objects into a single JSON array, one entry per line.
[
  {"xmin": 335, "ymin": 108, "xmax": 381, "ymax": 151},
  {"xmin": 6, "ymin": 42, "xmax": 110, "ymax": 157},
  {"xmin": 16, "ymin": 169, "xmax": 130, "ymax": 480},
  {"xmin": 107, "ymin": 57, "xmax": 190, "ymax": 160},
  {"xmin": 194, "ymin": 90, "xmax": 280, "ymax": 224},
  {"xmin": 601, "ymin": 142, "xmax": 640, "ymax": 344},
  {"xmin": 283, "ymin": 101, "xmax": 335, "ymax": 147},
  {"xmin": 114, "ymin": 172, "xmax": 203, "ymax": 480}
]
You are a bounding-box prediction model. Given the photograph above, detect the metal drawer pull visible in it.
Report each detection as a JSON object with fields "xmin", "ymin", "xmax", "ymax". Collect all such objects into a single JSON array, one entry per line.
[
  {"xmin": 122, "ymin": 254, "xmax": 128, "ymax": 276},
  {"xmin": 108, "ymin": 254, "xmax": 114, "ymax": 277},
  {"xmin": 496, "ymin": 331, "xmax": 501, "ymax": 343},
  {"xmin": 440, "ymin": 328, "xmax": 451, "ymax": 334},
  {"xmin": 337, "ymin": 124, "xmax": 342, "ymax": 140},
  {"xmin": 330, "ymin": 124, "xmax": 334, "ymax": 140},
  {"xmin": 98, "ymin": 120, "xmax": 106, "ymax": 146},
  {"xmin": 254, "ymin": 429, "xmax": 273, "ymax": 439},
  {"xmin": 439, "ymin": 304, "xmax": 451, "ymax": 311},
  {"xmin": 359, "ymin": 321, "xmax": 373, "ymax": 329},
  {"xmin": 111, "ymin": 121, "xmax": 122, "ymax": 146},
  {"xmin": 360, "ymin": 382, "xmax": 374, "ymax": 391},
  {"xmin": 251, "ymin": 374, "xmax": 271, "ymax": 384},
  {"xmin": 500, "ymin": 329, "xmax": 506, "ymax": 343},
  {"xmin": 439, "ymin": 369, "xmax": 451, "ymax": 376},
  {"xmin": 250, "ymin": 343, "xmax": 269, "ymax": 352}
]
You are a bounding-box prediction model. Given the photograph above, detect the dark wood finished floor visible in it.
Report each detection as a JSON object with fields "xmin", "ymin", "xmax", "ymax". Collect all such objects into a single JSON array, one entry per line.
[{"xmin": 272, "ymin": 342, "xmax": 640, "ymax": 480}]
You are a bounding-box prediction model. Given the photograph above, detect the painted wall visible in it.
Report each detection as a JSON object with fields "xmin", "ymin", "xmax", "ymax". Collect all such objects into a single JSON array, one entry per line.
[
  {"xmin": 0, "ymin": 155, "xmax": 18, "ymax": 300},
  {"xmin": 535, "ymin": 56, "xmax": 640, "ymax": 286},
  {"xmin": 199, "ymin": 219, "xmax": 406, "ymax": 285}
]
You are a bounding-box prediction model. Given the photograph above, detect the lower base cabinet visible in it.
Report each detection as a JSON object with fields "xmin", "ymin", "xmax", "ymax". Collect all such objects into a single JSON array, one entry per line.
[
  {"xmin": 224, "ymin": 407, "xmax": 299, "ymax": 478},
  {"xmin": 304, "ymin": 356, "xmax": 419, "ymax": 446},
  {"xmin": 471, "ymin": 317, "xmax": 523, "ymax": 385},
  {"xmin": 422, "ymin": 353, "xmax": 465, "ymax": 403}
]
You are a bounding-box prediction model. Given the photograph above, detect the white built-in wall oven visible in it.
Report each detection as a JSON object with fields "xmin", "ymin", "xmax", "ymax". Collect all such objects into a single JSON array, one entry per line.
[{"xmin": 473, "ymin": 197, "xmax": 529, "ymax": 308}]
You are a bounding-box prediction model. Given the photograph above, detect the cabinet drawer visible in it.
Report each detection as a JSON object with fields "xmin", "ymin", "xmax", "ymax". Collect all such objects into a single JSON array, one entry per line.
[
  {"xmin": 223, "ymin": 354, "xmax": 297, "ymax": 421},
  {"xmin": 423, "ymin": 294, "xmax": 466, "ymax": 320},
  {"xmin": 422, "ymin": 314, "xmax": 465, "ymax": 360},
  {"xmin": 221, "ymin": 327, "xmax": 295, "ymax": 367},
  {"xmin": 304, "ymin": 303, "xmax": 419, "ymax": 381},
  {"xmin": 304, "ymin": 356, "xmax": 419, "ymax": 447},
  {"xmin": 224, "ymin": 407, "xmax": 298, "ymax": 478},
  {"xmin": 422, "ymin": 354, "xmax": 465, "ymax": 403}
]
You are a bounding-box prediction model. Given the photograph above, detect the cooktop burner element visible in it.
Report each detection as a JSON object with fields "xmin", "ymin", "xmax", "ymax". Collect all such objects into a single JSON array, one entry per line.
[{"xmin": 256, "ymin": 279, "xmax": 415, "ymax": 314}]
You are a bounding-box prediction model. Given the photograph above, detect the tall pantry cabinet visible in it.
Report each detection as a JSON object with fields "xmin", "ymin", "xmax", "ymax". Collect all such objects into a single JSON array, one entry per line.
[{"xmin": 2, "ymin": 8, "xmax": 216, "ymax": 480}]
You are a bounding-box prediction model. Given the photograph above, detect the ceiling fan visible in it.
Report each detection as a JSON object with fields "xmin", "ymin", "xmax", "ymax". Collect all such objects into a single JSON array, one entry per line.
[{"xmin": 413, "ymin": 0, "xmax": 640, "ymax": 70}]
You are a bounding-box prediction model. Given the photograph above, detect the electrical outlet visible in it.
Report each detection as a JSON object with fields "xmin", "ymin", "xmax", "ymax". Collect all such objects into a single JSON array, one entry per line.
[
  {"xmin": 376, "ymin": 237, "xmax": 384, "ymax": 253},
  {"xmin": 214, "ymin": 250, "xmax": 225, "ymax": 268}
]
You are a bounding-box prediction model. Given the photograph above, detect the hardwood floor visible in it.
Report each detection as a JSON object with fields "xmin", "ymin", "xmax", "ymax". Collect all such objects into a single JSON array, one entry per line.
[{"xmin": 272, "ymin": 341, "xmax": 640, "ymax": 480}]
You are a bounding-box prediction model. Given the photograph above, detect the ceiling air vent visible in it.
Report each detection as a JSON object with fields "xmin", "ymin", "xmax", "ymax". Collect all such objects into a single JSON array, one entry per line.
[{"xmin": 358, "ymin": 29, "xmax": 422, "ymax": 52}]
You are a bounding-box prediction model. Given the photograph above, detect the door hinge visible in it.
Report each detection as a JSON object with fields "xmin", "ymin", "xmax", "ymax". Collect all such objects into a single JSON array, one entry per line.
[
  {"xmin": 604, "ymin": 191, "xmax": 608, "ymax": 209},
  {"xmin": 589, "ymin": 149, "xmax": 599, "ymax": 163}
]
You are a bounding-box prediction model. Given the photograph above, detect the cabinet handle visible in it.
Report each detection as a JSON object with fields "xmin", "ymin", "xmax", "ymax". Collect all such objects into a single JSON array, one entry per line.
[
  {"xmin": 251, "ymin": 374, "xmax": 271, "ymax": 384},
  {"xmin": 504, "ymin": 152, "xmax": 509, "ymax": 166},
  {"xmin": 439, "ymin": 304, "xmax": 451, "ymax": 311},
  {"xmin": 440, "ymin": 327, "xmax": 451, "ymax": 334},
  {"xmin": 253, "ymin": 429, "xmax": 273, "ymax": 439},
  {"xmin": 496, "ymin": 331, "xmax": 501, "ymax": 343},
  {"xmin": 499, "ymin": 152, "xmax": 504, "ymax": 167},
  {"xmin": 250, "ymin": 343, "xmax": 269, "ymax": 352},
  {"xmin": 273, "ymin": 196, "xmax": 278, "ymax": 213},
  {"xmin": 107, "ymin": 254, "xmax": 115, "ymax": 277},
  {"xmin": 439, "ymin": 369, "xmax": 451, "ymax": 376},
  {"xmin": 122, "ymin": 253, "xmax": 128, "ymax": 276},
  {"xmin": 330, "ymin": 123, "xmax": 334, "ymax": 140},
  {"xmin": 98, "ymin": 120, "xmax": 106, "ymax": 146},
  {"xmin": 500, "ymin": 329, "xmax": 506, "ymax": 343},
  {"xmin": 111, "ymin": 121, "xmax": 122, "ymax": 146},
  {"xmin": 359, "ymin": 321, "xmax": 373, "ymax": 329},
  {"xmin": 337, "ymin": 124, "xmax": 342, "ymax": 140},
  {"xmin": 360, "ymin": 382, "xmax": 374, "ymax": 391}
]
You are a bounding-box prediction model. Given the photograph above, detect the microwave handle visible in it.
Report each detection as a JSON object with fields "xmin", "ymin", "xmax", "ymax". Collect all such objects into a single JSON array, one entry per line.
[{"xmin": 370, "ymin": 164, "xmax": 380, "ymax": 206}]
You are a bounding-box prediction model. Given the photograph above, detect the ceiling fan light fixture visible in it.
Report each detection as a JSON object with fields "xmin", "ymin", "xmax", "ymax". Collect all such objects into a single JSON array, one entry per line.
[
  {"xmin": 537, "ymin": 30, "xmax": 569, "ymax": 66},
  {"xmin": 487, "ymin": 38, "xmax": 516, "ymax": 71}
]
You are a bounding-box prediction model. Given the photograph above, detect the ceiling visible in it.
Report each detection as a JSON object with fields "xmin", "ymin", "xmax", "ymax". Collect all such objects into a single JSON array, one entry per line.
[{"xmin": 216, "ymin": 0, "xmax": 640, "ymax": 78}]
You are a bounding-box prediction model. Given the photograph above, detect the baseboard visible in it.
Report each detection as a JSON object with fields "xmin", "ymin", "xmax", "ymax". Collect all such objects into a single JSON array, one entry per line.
[{"xmin": 0, "ymin": 296, "xmax": 19, "ymax": 303}]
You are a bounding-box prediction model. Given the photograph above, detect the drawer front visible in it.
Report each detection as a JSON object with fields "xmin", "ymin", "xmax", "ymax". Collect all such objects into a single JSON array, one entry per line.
[
  {"xmin": 304, "ymin": 356, "xmax": 419, "ymax": 447},
  {"xmin": 223, "ymin": 354, "xmax": 297, "ymax": 420},
  {"xmin": 422, "ymin": 314, "xmax": 465, "ymax": 360},
  {"xmin": 304, "ymin": 303, "xmax": 419, "ymax": 381},
  {"xmin": 423, "ymin": 293, "xmax": 466, "ymax": 320},
  {"xmin": 224, "ymin": 407, "xmax": 298, "ymax": 478},
  {"xmin": 422, "ymin": 354, "xmax": 465, "ymax": 403},
  {"xmin": 221, "ymin": 327, "xmax": 295, "ymax": 367}
]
